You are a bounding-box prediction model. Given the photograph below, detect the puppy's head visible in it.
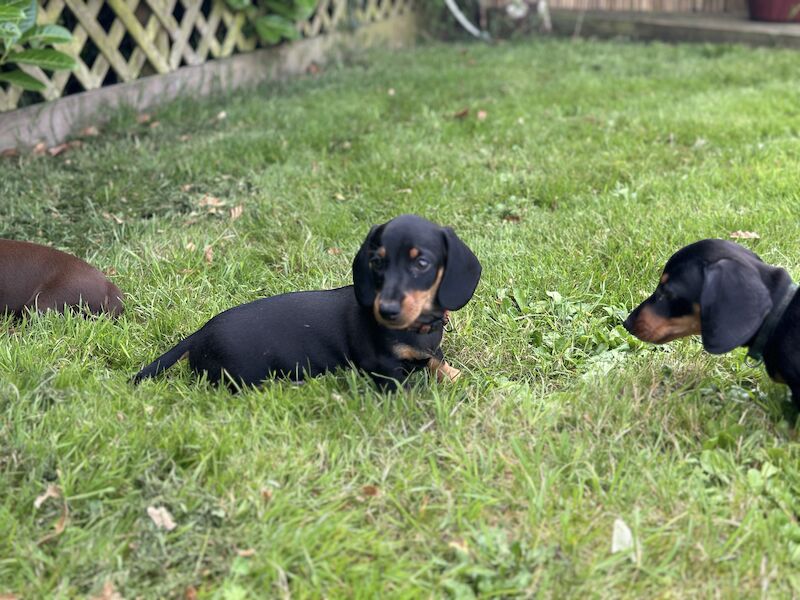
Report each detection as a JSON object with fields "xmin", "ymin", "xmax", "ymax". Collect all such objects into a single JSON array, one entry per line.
[
  {"xmin": 624, "ymin": 239, "xmax": 780, "ymax": 354},
  {"xmin": 352, "ymin": 214, "xmax": 481, "ymax": 329}
]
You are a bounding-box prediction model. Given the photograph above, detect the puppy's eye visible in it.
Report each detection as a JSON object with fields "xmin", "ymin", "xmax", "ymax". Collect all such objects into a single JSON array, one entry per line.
[
  {"xmin": 414, "ymin": 256, "xmax": 430, "ymax": 271},
  {"xmin": 369, "ymin": 256, "xmax": 385, "ymax": 270}
]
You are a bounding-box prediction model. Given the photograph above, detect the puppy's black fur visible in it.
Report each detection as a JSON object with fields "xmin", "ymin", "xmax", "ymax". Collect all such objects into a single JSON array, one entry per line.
[
  {"xmin": 624, "ymin": 239, "xmax": 800, "ymax": 406},
  {"xmin": 133, "ymin": 214, "xmax": 481, "ymax": 390}
]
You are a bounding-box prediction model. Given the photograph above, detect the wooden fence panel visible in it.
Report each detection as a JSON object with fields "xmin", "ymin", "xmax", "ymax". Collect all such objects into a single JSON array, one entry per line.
[{"xmin": 0, "ymin": 0, "xmax": 414, "ymax": 112}]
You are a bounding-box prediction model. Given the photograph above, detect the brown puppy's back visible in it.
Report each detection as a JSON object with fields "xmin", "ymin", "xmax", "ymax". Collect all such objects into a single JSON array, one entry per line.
[{"xmin": 0, "ymin": 239, "xmax": 124, "ymax": 316}]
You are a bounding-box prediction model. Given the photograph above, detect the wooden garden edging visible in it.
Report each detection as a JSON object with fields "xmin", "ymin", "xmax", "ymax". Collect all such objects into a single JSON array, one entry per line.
[{"xmin": 0, "ymin": 0, "xmax": 416, "ymax": 150}]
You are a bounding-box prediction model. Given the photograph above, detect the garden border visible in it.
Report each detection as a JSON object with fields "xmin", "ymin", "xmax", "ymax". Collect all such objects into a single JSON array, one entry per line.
[{"xmin": 0, "ymin": 11, "xmax": 416, "ymax": 151}]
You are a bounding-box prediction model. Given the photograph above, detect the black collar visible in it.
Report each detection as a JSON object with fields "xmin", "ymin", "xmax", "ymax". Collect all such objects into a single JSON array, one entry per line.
[{"xmin": 747, "ymin": 282, "xmax": 798, "ymax": 362}]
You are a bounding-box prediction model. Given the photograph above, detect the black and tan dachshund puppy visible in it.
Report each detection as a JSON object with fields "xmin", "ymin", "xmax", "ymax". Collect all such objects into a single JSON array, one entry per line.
[
  {"xmin": 624, "ymin": 239, "xmax": 800, "ymax": 406},
  {"xmin": 133, "ymin": 214, "xmax": 481, "ymax": 390}
]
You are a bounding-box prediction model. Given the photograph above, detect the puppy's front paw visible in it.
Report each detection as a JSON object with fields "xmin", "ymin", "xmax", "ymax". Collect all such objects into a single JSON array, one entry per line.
[{"xmin": 428, "ymin": 359, "xmax": 461, "ymax": 383}]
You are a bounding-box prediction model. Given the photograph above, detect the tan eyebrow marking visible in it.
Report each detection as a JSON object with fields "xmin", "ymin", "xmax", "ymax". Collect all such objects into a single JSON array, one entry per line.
[{"xmin": 409, "ymin": 247, "xmax": 419, "ymax": 259}]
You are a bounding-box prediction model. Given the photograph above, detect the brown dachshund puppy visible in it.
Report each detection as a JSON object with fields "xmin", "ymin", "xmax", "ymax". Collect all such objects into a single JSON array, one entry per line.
[
  {"xmin": 0, "ymin": 239, "xmax": 124, "ymax": 317},
  {"xmin": 624, "ymin": 239, "xmax": 800, "ymax": 406}
]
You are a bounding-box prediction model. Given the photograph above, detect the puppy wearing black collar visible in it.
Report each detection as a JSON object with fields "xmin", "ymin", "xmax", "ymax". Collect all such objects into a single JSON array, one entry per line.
[
  {"xmin": 133, "ymin": 214, "xmax": 481, "ymax": 390},
  {"xmin": 624, "ymin": 239, "xmax": 800, "ymax": 406}
]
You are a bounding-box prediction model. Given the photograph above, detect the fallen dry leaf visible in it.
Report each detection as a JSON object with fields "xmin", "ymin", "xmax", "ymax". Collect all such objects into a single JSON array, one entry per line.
[
  {"xmin": 185, "ymin": 242, "xmax": 197, "ymax": 251},
  {"xmin": 326, "ymin": 247, "xmax": 342, "ymax": 256},
  {"xmin": 147, "ymin": 506, "xmax": 176, "ymax": 531},
  {"xmin": 81, "ymin": 125, "xmax": 100, "ymax": 137},
  {"xmin": 260, "ymin": 488, "xmax": 273, "ymax": 502},
  {"xmin": 32, "ymin": 142, "xmax": 47, "ymax": 155},
  {"xmin": 611, "ymin": 517, "xmax": 637, "ymax": 562},
  {"xmin": 102, "ymin": 212, "xmax": 124, "ymax": 225},
  {"xmin": 229, "ymin": 205, "xmax": 244, "ymax": 221},
  {"xmin": 0, "ymin": 594, "xmax": 19, "ymax": 600},
  {"xmin": 199, "ymin": 195, "xmax": 224, "ymax": 208},
  {"xmin": 37, "ymin": 499, "xmax": 68, "ymax": 545},
  {"xmin": 47, "ymin": 143, "xmax": 70, "ymax": 156},
  {"xmin": 184, "ymin": 586, "xmax": 198, "ymax": 600},
  {"xmin": 453, "ymin": 107, "xmax": 469, "ymax": 119},
  {"xmin": 236, "ymin": 548, "xmax": 256, "ymax": 557},
  {"xmin": 477, "ymin": 110, "xmax": 488, "ymax": 121},
  {"xmin": 730, "ymin": 230, "xmax": 760, "ymax": 239},
  {"xmin": 361, "ymin": 485, "xmax": 380, "ymax": 497},
  {"xmin": 203, "ymin": 245, "xmax": 214, "ymax": 264},
  {"xmin": 448, "ymin": 539, "xmax": 469, "ymax": 554},
  {"xmin": 90, "ymin": 581, "xmax": 123, "ymax": 600},
  {"xmin": 179, "ymin": 134, "xmax": 192, "ymax": 142},
  {"xmin": 105, "ymin": 267, "xmax": 117, "ymax": 276},
  {"xmin": 34, "ymin": 484, "xmax": 61, "ymax": 509},
  {"xmin": 136, "ymin": 113, "xmax": 151, "ymax": 124},
  {"xmin": 180, "ymin": 184, "xmax": 194, "ymax": 192},
  {"xmin": 1, "ymin": 148, "xmax": 18, "ymax": 158}
]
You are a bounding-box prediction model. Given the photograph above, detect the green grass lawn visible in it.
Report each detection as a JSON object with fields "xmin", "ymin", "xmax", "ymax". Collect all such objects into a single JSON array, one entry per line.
[{"xmin": 3, "ymin": 36, "xmax": 800, "ymax": 598}]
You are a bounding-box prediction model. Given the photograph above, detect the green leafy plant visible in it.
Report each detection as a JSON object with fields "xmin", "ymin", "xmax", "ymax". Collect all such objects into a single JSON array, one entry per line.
[
  {"xmin": 0, "ymin": 0, "xmax": 75, "ymax": 92},
  {"xmin": 225, "ymin": 0, "xmax": 317, "ymax": 44}
]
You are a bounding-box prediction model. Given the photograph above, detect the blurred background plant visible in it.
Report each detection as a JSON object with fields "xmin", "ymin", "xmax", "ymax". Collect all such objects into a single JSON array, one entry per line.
[
  {"xmin": 0, "ymin": 0, "xmax": 76, "ymax": 92},
  {"xmin": 224, "ymin": 0, "xmax": 318, "ymax": 44}
]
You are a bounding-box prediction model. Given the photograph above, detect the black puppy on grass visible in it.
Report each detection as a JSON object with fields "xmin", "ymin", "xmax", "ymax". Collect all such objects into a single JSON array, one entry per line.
[
  {"xmin": 133, "ymin": 214, "xmax": 481, "ymax": 390},
  {"xmin": 624, "ymin": 239, "xmax": 800, "ymax": 406}
]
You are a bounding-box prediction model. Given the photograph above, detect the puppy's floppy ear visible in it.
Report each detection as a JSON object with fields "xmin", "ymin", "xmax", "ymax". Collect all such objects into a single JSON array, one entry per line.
[
  {"xmin": 700, "ymin": 258, "xmax": 772, "ymax": 354},
  {"xmin": 437, "ymin": 227, "xmax": 482, "ymax": 310},
  {"xmin": 352, "ymin": 224, "xmax": 383, "ymax": 307}
]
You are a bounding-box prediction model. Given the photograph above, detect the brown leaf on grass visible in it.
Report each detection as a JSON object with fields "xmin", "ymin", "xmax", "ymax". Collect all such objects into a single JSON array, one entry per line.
[
  {"xmin": 260, "ymin": 488, "xmax": 273, "ymax": 503},
  {"xmin": 179, "ymin": 134, "xmax": 192, "ymax": 142},
  {"xmin": 147, "ymin": 505, "xmax": 176, "ymax": 531},
  {"xmin": 199, "ymin": 195, "xmax": 225, "ymax": 208},
  {"xmin": 185, "ymin": 242, "xmax": 197, "ymax": 251},
  {"xmin": 90, "ymin": 581, "xmax": 123, "ymax": 600},
  {"xmin": 453, "ymin": 107, "xmax": 469, "ymax": 119},
  {"xmin": 184, "ymin": 586, "xmax": 198, "ymax": 600},
  {"xmin": 136, "ymin": 113, "xmax": 152, "ymax": 124},
  {"xmin": 47, "ymin": 143, "xmax": 70, "ymax": 157},
  {"xmin": 203, "ymin": 245, "xmax": 214, "ymax": 264},
  {"xmin": 326, "ymin": 247, "xmax": 342, "ymax": 256},
  {"xmin": 0, "ymin": 593, "xmax": 19, "ymax": 600},
  {"xmin": 1, "ymin": 148, "xmax": 18, "ymax": 158},
  {"xmin": 730, "ymin": 230, "xmax": 760, "ymax": 239},
  {"xmin": 37, "ymin": 498, "xmax": 68, "ymax": 545},
  {"xmin": 34, "ymin": 484, "xmax": 61, "ymax": 509},
  {"xmin": 229, "ymin": 205, "xmax": 244, "ymax": 221},
  {"xmin": 448, "ymin": 539, "xmax": 469, "ymax": 554},
  {"xmin": 105, "ymin": 267, "xmax": 117, "ymax": 276},
  {"xmin": 236, "ymin": 548, "xmax": 256, "ymax": 557},
  {"xmin": 102, "ymin": 212, "xmax": 124, "ymax": 225},
  {"xmin": 361, "ymin": 485, "xmax": 380, "ymax": 497},
  {"xmin": 81, "ymin": 126, "xmax": 100, "ymax": 137},
  {"xmin": 180, "ymin": 184, "xmax": 194, "ymax": 192},
  {"xmin": 32, "ymin": 142, "xmax": 47, "ymax": 155},
  {"xmin": 502, "ymin": 214, "xmax": 522, "ymax": 223},
  {"xmin": 477, "ymin": 110, "xmax": 488, "ymax": 121}
]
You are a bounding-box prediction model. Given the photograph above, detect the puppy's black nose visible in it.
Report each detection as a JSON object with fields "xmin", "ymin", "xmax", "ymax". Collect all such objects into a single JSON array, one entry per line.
[
  {"xmin": 623, "ymin": 313, "xmax": 635, "ymax": 333},
  {"xmin": 379, "ymin": 300, "xmax": 402, "ymax": 320}
]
